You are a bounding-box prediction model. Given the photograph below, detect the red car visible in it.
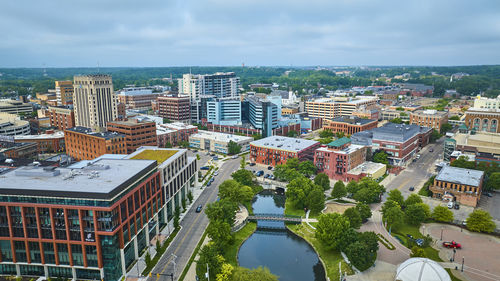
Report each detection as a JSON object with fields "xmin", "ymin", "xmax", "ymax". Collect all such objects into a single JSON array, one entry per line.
[{"xmin": 442, "ymin": 241, "xmax": 462, "ymax": 249}]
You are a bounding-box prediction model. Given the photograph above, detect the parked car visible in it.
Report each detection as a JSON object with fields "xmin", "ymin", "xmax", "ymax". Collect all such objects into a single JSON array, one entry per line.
[
  {"xmin": 267, "ymin": 166, "xmax": 273, "ymax": 170},
  {"xmin": 454, "ymin": 203, "xmax": 460, "ymax": 210},
  {"xmin": 193, "ymin": 150, "xmax": 198, "ymax": 153},
  {"xmin": 195, "ymin": 205, "xmax": 203, "ymax": 213},
  {"xmin": 214, "ymin": 171, "xmax": 219, "ymax": 176},
  {"xmin": 270, "ymin": 175, "xmax": 275, "ymax": 180},
  {"xmin": 200, "ymin": 166, "xmax": 210, "ymax": 170},
  {"xmin": 447, "ymin": 201, "xmax": 454, "ymax": 209},
  {"xmin": 256, "ymin": 171, "xmax": 264, "ymax": 177},
  {"xmin": 442, "ymin": 241, "xmax": 461, "ymax": 249},
  {"xmin": 249, "ymin": 163, "xmax": 256, "ymax": 166},
  {"xmin": 409, "ymin": 186, "xmax": 415, "ymax": 191},
  {"xmin": 212, "ymin": 156, "xmax": 219, "ymax": 160},
  {"xmin": 232, "ymin": 155, "xmax": 239, "ymax": 159},
  {"xmin": 429, "ymin": 148, "xmax": 434, "ymax": 152},
  {"xmin": 206, "ymin": 182, "xmax": 211, "ymax": 187},
  {"xmin": 416, "ymin": 154, "xmax": 421, "ymax": 159}
]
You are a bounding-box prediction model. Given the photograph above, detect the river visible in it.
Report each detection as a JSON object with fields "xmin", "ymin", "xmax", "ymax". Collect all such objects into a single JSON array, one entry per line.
[{"xmin": 237, "ymin": 190, "xmax": 326, "ymax": 281}]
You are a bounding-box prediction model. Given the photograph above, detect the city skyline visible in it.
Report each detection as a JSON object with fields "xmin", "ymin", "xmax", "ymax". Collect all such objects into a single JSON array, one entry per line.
[{"xmin": 1, "ymin": 0, "xmax": 500, "ymax": 67}]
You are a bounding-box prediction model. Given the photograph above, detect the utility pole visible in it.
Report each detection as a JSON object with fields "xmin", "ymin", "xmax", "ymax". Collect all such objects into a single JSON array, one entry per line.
[
  {"xmin": 206, "ymin": 263, "xmax": 210, "ymax": 281},
  {"xmin": 461, "ymin": 257, "xmax": 464, "ymax": 272}
]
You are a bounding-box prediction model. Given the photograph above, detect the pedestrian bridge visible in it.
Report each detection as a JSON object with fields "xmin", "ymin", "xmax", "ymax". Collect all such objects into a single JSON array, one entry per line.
[{"xmin": 247, "ymin": 213, "xmax": 302, "ymax": 223}]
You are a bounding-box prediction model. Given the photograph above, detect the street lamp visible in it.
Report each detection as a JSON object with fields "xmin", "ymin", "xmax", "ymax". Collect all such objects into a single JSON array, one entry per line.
[
  {"xmin": 461, "ymin": 257, "xmax": 465, "ymax": 272},
  {"xmin": 440, "ymin": 227, "xmax": 444, "ymax": 241}
]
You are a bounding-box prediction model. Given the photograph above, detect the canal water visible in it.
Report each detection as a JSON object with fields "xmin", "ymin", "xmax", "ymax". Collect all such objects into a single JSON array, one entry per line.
[{"xmin": 238, "ymin": 190, "xmax": 326, "ymax": 281}]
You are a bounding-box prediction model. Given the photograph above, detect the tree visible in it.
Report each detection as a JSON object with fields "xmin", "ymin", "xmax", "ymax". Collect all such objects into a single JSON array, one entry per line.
[
  {"xmin": 240, "ymin": 156, "xmax": 246, "ymax": 169},
  {"xmin": 345, "ymin": 239, "xmax": 377, "ymax": 271},
  {"xmin": 352, "ymin": 178, "xmax": 386, "ymax": 203},
  {"xmin": 335, "ymin": 132, "xmax": 345, "ymax": 139},
  {"xmin": 287, "ymin": 130, "xmax": 298, "ymax": 137},
  {"xmin": 314, "ymin": 173, "xmax": 331, "ymax": 191},
  {"xmin": 387, "ymin": 190, "xmax": 404, "ymax": 207},
  {"xmin": 440, "ymin": 123, "xmax": 453, "ymax": 134},
  {"xmin": 466, "ymin": 209, "xmax": 496, "ymax": 233},
  {"xmin": 231, "ymin": 169, "xmax": 254, "ymax": 187},
  {"xmin": 449, "ymin": 115, "xmax": 460, "ymax": 121},
  {"xmin": 305, "ymin": 185, "xmax": 325, "ymax": 213},
  {"xmin": 383, "ymin": 206, "xmax": 404, "ymax": 229},
  {"xmin": 315, "ymin": 213, "xmax": 351, "ymax": 250},
  {"xmin": 286, "ymin": 176, "xmax": 314, "ymax": 209},
  {"xmin": 390, "ymin": 118, "xmax": 403, "ymax": 124},
  {"xmin": 331, "ymin": 180, "xmax": 347, "ymax": 199},
  {"xmin": 219, "ymin": 180, "xmax": 253, "ymax": 204},
  {"xmin": 450, "ymin": 156, "xmax": 476, "ymax": 169},
  {"xmin": 273, "ymin": 164, "xmax": 288, "ymax": 181},
  {"xmin": 196, "ymin": 243, "xmax": 225, "ymax": 281},
  {"xmin": 485, "ymin": 172, "xmax": 500, "ymax": 191},
  {"xmin": 207, "ymin": 220, "xmax": 233, "ymax": 248},
  {"xmin": 410, "ymin": 246, "xmax": 425, "ymax": 258},
  {"xmin": 174, "ymin": 206, "xmax": 180, "ymax": 229},
  {"xmin": 346, "ymin": 180, "xmax": 359, "ymax": 194},
  {"xmin": 298, "ymin": 160, "xmax": 317, "ymax": 177},
  {"xmin": 165, "ymin": 142, "xmax": 173, "ymax": 148},
  {"xmin": 338, "ymin": 228, "xmax": 359, "ymax": 251},
  {"xmin": 285, "ymin": 158, "xmax": 300, "ymax": 170},
  {"xmin": 319, "ymin": 129, "xmax": 334, "ymax": 138},
  {"xmin": 404, "ymin": 194, "xmax": 423, "ymax": 207},
  {"xmin": 373, "ymin": 151, "xmax": 389, "ymax": 165},
  {"xmin": 197, "ymin": 154, "xmax": 201, "ymax": 160},
  {"xmin": 431, "ymin": 206, "xmax": 454, "ymax": 222},
  {"xmin": 356, "ymin": 203, "xmax": 372, "ymax": 222},
  {"xmin": 230, "ymin": 266, "xmax": 278, "ymax": 281},
  {"xmin": 145, "ymin": 251, "xmax": 152, "ymax": 267},
  {"xmin": 216, "ymin": 263, "xmax": 234, "ymax": 281},
  {"xmin": 187, "ymin": 191, "xmax": 193, "ymax": 203},
  {"xmin": 343, "ymin": 207, "xmax": 362, "ymax": 229},
  {"xmin": 205, "ymin": 199, "xmax": 239, "ymax": 225},
  {"xmin": 381, "ymin": 200, "xmax": 400, "ymax": 216},
  {"xmin": 405, "ymin": 203, "xmax": 430, "ymax": 226},
  {"xmin": 430, "ymin": 129, "xmax": 442, "ymax": 143},
  {"xmin": 179, "ymin": 140, "xmax": 190, "ymax": 148},
  {"xmin": 227, "ymin": 141, "xmax": 242, "ymax": 155}
]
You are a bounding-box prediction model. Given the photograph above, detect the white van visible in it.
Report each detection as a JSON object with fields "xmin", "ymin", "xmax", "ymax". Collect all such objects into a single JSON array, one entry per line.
[{"xmin": 447, "ymin": 201, "xmax": 454, "ymax": 209}]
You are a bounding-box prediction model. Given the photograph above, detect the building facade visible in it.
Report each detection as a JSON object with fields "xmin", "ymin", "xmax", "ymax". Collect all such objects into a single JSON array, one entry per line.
[
  {"xmin": 47, "ymin": 106, "xmax": 75, "ymax": 131},
  {"xmin": 178, "ymin": 72, "xmax": 240, "ymax": 101},
  {"xmin": 245, "ymin": 96, "xmax": 279, "ymax": 137},
  {"xmin": 430, "ymin": 166, "xmax": 484, "ymax": 207},
  {"xmin": 281, "ymin": 107, "xmax": 299, "ymax": 115},
  {"xmin": 473, "ymin": 95, "xmax": 500, "ymax": 110},
  {"xmin": 464, "ymin": 108, "xmax": 500, "ymax": 133},
  {"xmin": 0, "ymin": 100, "xmax": 33, "ymax": 115},
  {"xmin": 323, "ymin": 116, "xmax": 378, "ymax": 135},
  {"xmin": 73, "ymin": 75, "xmax": 118, "ymax": 131},
  {"xmin": 305, "ymin": 97, "xmax": 378, "ymax": 122},
  {"xmin": 0, "ymin": 113, "xmax": 31, "ymax": 136},
  {"xmin": 314, "ymin": 138, "xmax": 367, "ymax": 181},
  {"xmin": 0, "ymin": 141, "xmax": 38, "ymax": 159},
  {"xmin": 157, "ymin": 95, "xmax": 191, "ymax": 123},
  {"xmin": 452, "ymin": 131, "xmax": 500, "ymax": 163},
  {"xmin": 250, "ymin": 136, "xmax": 320, "ymax": 166},
  {"xmin": 65, "ymin": 127, "xmax": 126, "ymax": 161},
  {"xmin": 410, "ymin": 110, "xmax": 448, "ymax": 131},
  {"xmin": 106, "ymin": 120, "xmax": 157, "ymax": 154},
  {"xmin": 55, "ymin": 81, "xmax": 74, "ymax": 105},
  {"xmin": 189, "ymin": 130, "xmax": 253, "ymax": 154},
  {"xmin": 14, "ymin": 131, "xmax": 65, "ymax": 154},
  {"xmin": 117, "ymin": 88, "xmax": 159, "ymax": 110},
  {"xmin": 207, "ymin": 98, "xmax": 242, "ymax": 126},
  {"xmin": 156, "ymin": 123, "xmax": 198, "ymax": 147}
]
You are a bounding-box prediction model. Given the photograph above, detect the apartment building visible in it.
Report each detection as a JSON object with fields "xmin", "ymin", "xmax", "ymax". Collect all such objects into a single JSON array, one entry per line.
[
  {"xmin": 250, "ymin": 136, "xmax": 320, "ymax": 166},
  {"xmin": 117, "ymin": 88, "xmax": 160, "ymax": 109},
  {"xmin": 156, "ymin": 123, "xmax": 198, "ymax": 147},
  {"xmin": 73, "ymin": 75, "xmax": 118, "ymax": 131},
  {"xmin": 178, "ymin": 72, "xmax": 240, "ymax": 101},
  {"xmin": 106, "ymin": 119, "xmax": 157, "ymax": 154},
  {"xmin": 323, "ymin": 116, "xmax": 378, "ymax": 135},
  {"xmin": 244, "ymin": 95, "xmax": 279, "ymax": 137},
  {"xmin": 47, "ymin": 106, "xmax": 75, "ymax": 131},
  {"xmin": 305, "ymin": 96, "xmax": 377, "ymax": 122},
  {"xmin": 55, "ymin": 81, "xmax": 74, "ymax": 105},
  {"xmin": 410, "ymin": 109, "xmax": 448, "ymax": 131},
  {"xmin": 65, "ymin": 127, "xmax": 126, "ymax": 161},
  {"xmin": 14, "ymin": 130, "xmax": 65, "ymax": 154},
  {"xmin": 157, "ymin": 95, "xmax": 191, "ymax": 123}
]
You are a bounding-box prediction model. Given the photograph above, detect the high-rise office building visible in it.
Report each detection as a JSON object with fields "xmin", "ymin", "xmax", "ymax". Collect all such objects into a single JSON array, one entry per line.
[
  {"xmin": 245, "ymin": 96, "xmax": 278, "ymax": 137},
  {"xmin": 55, "ymin": 81, "xmax": 74, "ymax": 105},
  {"xmin": 206, "ymin": 98, "xmax": 242, "ymax": 126},
  {"xmin": 178, "ymin": 72, "xmax": 240, "ymax": 101},
  {"xmin": 73, "ymin": 75, "xmax": 117, "ymax": 131}
]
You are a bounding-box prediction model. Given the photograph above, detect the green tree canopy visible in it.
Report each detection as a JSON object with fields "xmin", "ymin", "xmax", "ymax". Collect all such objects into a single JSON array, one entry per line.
[
  {"xmin": 332, "ymin": 180, "xmax": 347, "ymax": 199},
  {"xmin": 205, "ymin": 199, "xmax": 239, "ymax": 225},
  {"xmin": 485, "ymin": 172, "xmax": 500, "ymax": 191},
  {"xmin": 319, "ymin": 129, "xmax": 334, "ymax": 138},
  {"xmin": 431, "ymin": 206, "xmax": 454, "ymax": 222},
  {"xmin": 285, "ymin": 158, "xmax": 300, "ymax": 170},
  {"xmin": 315, "ymin": 213, "xmax": 351, "ymax": 251},
  {"xmin": 229, "ymin": 266, "xmax": 278, "ymax": 281},
  {"xmin": 383, "ymin": 206, "xmax": 405, "ymax": 229},
  {"xmin": 287, "ymin": 130, "xmax": 298, "ymax": 137},
  {"xmin": 314, "ymin": 173, "xmax": 331, "ymax": 191},
  {"xmin": 286, "ymin": 177, "xmax": 325, "ymax": 212},
  {"xmin": 387, "ymin": 189, "xmax": 404, "ymax": 206},
  {"xmin": 381, "ymin": 200, "xmax": 400, "ymax": 216},
  {"xmin": 343, "ymin": 207, "xmax": 362, "ymax": 229},
  {"xmin": 345, "ymin": 232, "xmax": 379, "ymax": 272},
  {"xmin": 298, "ymin": 160, "xmax": 317, "ymax": 177},
  {"xmin": 207, "ymin": 219, "xmax": 234, "ymax": 248},
  {"xmin": 346, "ymin": 180, "xmax": 359, "ymax": 194},
  {"xmin": 466, "ymin": 209, "xmax": 496, "ymax": 233},
  {"xmin": 410, "ymin": 246, "xmax": 425, "ymax": 258},
  {"xmin": 404, "ymin": 203, "xmax": 430, "ymax": 226},
  {"xmin": 306, "ymin": 185, "xmax": 326, "ymax": 213},
  {"xmin": 219, "ymin": 180, "xmax": 253, "ymax": 204},
  {"xmin": 231, "ymin": 169, "xmax": 254, "ymax": 187},
  {"xmin": 228, "ymin": 141, "xmax": 242, "ymax": 155},
  {"xmin": 373, "ymin": 151, "xmax": 389, "ymax": 165},
  {"xmin": 390, "ymin": 118, "xmax": 403, "ymax": 124},
  {"xmin": 196, "ymin": 242, "xmax": 225, "ymax": 281},
  {"xmin": 440, "ymin": 123, "xmax": 453, "ymax": 134},
  {"xmin": 404, "ymin": 194, "xmax": 423, "ymax": 207},
  {"xmin": 356, "ymin": 203, "xmax": 372, "ymax": 222}
]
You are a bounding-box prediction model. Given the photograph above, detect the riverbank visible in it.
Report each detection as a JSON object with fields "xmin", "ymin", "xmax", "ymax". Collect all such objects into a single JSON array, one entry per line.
[
  {"xmin": 223, "ymin": 222, "xmax": 257, "ymax": 266},
  {"xmin": 287, "ymin": 223, "xmax": 354, "ymax": 281}
]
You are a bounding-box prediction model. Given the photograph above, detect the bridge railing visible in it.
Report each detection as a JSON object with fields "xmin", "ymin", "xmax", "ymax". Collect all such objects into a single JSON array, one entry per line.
[{"xmin": 252, "ymin": 213, "xmax": 302, "ymax": 219}]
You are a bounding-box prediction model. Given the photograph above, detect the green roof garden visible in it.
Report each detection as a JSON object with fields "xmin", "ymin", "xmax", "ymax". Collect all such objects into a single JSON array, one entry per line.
[
  {"xmin": 130, "ymin": 149, "xmax": 178, "ymax": 164},
  {"xmin": 327, "ymin": 137, "xmax": 351, "ymax": 147}
]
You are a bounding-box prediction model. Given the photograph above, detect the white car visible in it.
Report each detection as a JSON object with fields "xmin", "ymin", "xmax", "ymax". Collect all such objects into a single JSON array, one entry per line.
[{"xmin": 447, "ymin": 201, "xmax": 454, "ymax": 209}]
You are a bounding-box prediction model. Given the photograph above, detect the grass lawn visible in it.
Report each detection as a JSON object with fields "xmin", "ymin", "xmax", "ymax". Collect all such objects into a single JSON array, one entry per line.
[
  {"xmin": 222, "ymin": 222, "xmax": 257, "ymax": 266},
  {"xmin": 391, "ymin": 223, "xmax": 442, "ymax": 262},
  {"xmin": 288, "ymin": 223, "xmax": 353, "ymax": 281},
  {"xmin": 446, "ymin": 269, "xmax": 465, "ymax": 281},
  {"xmin": 284, "ymin": 200, "xmax": 305, "ymax": 217}
]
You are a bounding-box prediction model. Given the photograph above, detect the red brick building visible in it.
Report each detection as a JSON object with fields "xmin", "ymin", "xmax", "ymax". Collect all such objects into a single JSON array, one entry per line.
[
  {"xmin": 107, "ymin": 120, "xmax": 157, "ymax": 154},
  {"xmin": 47, "ymin": 106, "xmax": 75, "ymax": 131},
  {"xmin": 323, "ymin": 116, "xmax": 378, "ymax": 136},
  {"xmin": 65, "ymin": 127, "xmax": 126, "ymax": 161},
  {"xmin": 156, "ymin": 123, "xmax": 198, "ymax": 147},
  {"xmin": 250, "ymin": 136, "xmax": 320, "ymax": 166},
  {"xmin": 314, "ymin": 137, "xmax": 367, "ymax": 181},
  {"xmin": 157, "ymin": 95, "xmax": 191, "ymax": 123},
  {"xmin": 430, "ymin": 166, "xmax": 484, "ymax": 207},
  {"xmin": 14, "ymin": 130, "xmax": 66, "ymax": 154}
]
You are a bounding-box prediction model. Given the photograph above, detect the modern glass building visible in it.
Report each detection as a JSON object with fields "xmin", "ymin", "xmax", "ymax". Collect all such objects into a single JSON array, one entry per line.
[
  {"xmin": 0, "ymin": 148, "xmax": 197, "ymax": 281},
  {"xmin": 245, "ymin": 96, "xmax": 279, "ymax": 137},
  {"xmin": 207, "ymin": 98, "xmax": 242, "ymax": 126}
]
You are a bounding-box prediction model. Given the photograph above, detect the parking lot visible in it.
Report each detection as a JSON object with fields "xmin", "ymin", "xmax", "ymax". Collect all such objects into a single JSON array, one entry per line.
[
  {"xmin": 477, "ymin": 191, "xmax": 500, "ymax": 226},
  {"xmin": 422, "ymin": 196, "xmax": 474, "ymax": 223}
]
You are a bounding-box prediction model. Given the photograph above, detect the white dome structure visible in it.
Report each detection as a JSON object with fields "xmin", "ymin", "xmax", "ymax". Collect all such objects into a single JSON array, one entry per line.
[{"xmin": 395, "ymin": 258, "xmax": 451, "ymax": 281}]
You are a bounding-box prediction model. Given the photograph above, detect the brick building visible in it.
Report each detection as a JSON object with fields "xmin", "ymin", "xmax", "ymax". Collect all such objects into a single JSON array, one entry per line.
[
  {"xmin": 430, "ymin": 166, "xmax": 484, "ymax": 207},
  {"xmin": 0, "ymin": 141, "xmax": 38, "ymax": 159},
  {"xmin": 117, "ymin": 88, "xmax": 159, "ymax": 109},
  {"xmin": 410, "ymin": 109, "xmax": 448, "ymax": 131},
  {"xmin": 156, "ymin": 123, "xmax": 198, "ymax": 147},
  {"xmin": 323, "ymin": 116, "xmax": 378, "ymax": 135},
  {"xmin": 106, "ymin": 120, "xmax": 157, "ymax": 154},
  {"xmin": 157, "ymin": 95, "xmax": 191, "ymax": 123},
  {"xmin": 464, "ymin": 108, "xmax": 500, "ymax": 133},
  {"xmin": 65, "ymin": 127, "xmax": 126, "ymax": 161},
  {"xmin": 47, "ymin": 106, "xmax": 75, "ymax": 131},
  {"xmin": 250, "ymin": 136, "xmax": 320, "ymax": 166},
  {"xmin": 314, "ymin": 137, "xmax": 367, "ymax": 181},
  {"xmin": 14, "ymin": 130, "xmax": 66, "ymax": 154}
]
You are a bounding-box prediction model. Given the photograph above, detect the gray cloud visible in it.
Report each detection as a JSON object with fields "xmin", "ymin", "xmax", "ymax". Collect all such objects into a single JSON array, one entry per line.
[{"xmin": 0, "ymin": 0, "xmax": 499, "ymax": 67}]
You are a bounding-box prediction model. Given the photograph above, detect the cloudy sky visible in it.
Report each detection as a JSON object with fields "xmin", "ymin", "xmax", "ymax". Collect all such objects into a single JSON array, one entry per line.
[{"xmin": 1, "ymin": 0, "xmax": 499, "ymax": 67}]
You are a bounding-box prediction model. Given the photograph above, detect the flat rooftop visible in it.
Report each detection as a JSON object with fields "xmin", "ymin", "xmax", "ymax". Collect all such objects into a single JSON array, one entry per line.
[
  {"xmin": 435, "ymin": 166, "xmax": 484, "ymax": 187},
  {"xmin": 191, "ymin": 130, "xmax": 253, "ymax": 143},
  {"xmin": 251, "ymin": 136, "xmax": 319, "ymax": 152},
  {"xmin": 14, "ymin": 131, "xmax": 65, "ymax": 140},
  {"xmin": 332, "ymin": 116, "xmax": 376, "ymax": 125},
  {"xmin": 129, "ymin": 149, "xmax": 179, "ymax": 164},
  {"xmin": 0, "ymin": 158, "xmax": 157, "ymax": 200},
  {"xmin": 347, "ymin": 161, "xmax": 386, "ymax": 176},
  {"xmin": 66, "ymin": 126, "xmax": 124, "ymax": 140}
]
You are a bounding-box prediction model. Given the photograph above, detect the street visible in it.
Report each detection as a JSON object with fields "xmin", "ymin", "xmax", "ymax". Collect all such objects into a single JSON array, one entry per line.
[{"xmin": 147, "ymin": 157, "xmax": 240, "ymax": 281}]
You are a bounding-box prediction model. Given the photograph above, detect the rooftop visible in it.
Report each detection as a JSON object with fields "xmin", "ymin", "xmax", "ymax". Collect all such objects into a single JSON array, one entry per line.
[
  {"xmin": 331, "ymin": 116, "xmax": 377, "ymax": 125},
  {"xmin": 108, "ymin": 119, "xmax": 156, "ymax": 126},
  {"xmin": 66, "ymin": 126, "xmax": 124, "ymax": 140},
  {"xmin": 129, "ymin": 148, "xmax": 179, "ymax": 164},
  {"xmin": 327, "ymin": 137, "xmax": 351, "ymax": 147},
  {"xmin": 436, "ymin": 166, "xmax": 484, "ymax": 187},
  {"xmin": 191, "ymin": 130, "xmax": 253, "ymax": 143},
  {"xmin": 413, "ymin": 109, "xmax": 448, "ymax": 116},
  {"xmin": 347, "ymin": 161, "xmax": 386, "ymax": 176},
  {"xmin": 14, "ymin": 131, "xmax": 65, "ymax": 140},
  {"xmin": 372, "ymin": 123, "xmax": 431, "ymax": 143},
  {"xmin": 251, "ymin": 136, "xmax": 319, "ymax": 152},
  {"xmin": 0, "ymin": 158, "xmax": 157, "ymax": 200}
]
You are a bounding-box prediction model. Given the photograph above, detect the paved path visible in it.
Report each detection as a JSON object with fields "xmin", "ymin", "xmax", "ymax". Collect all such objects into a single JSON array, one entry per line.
[{"xmin": 146, "ymin": 158, "xmax": 240, "ymax": 281}]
